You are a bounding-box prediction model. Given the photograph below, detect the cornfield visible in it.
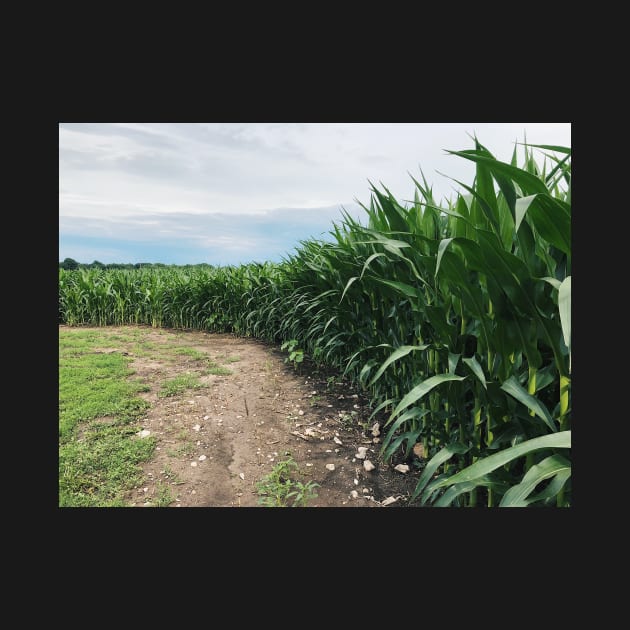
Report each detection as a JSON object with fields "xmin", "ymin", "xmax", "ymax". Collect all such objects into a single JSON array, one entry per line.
[{"xmin": 59, "ymin": 138, "xmax": 571, "ymax": 507}]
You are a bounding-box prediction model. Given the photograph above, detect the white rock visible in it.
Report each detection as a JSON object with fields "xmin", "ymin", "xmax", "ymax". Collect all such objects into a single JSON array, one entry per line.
[
  {"xmin": 333, "ymin": 436, "xmax": 343, "ymax": 445},
  {"xmin": 192, "ymin": 424, "xmax": 201, "ymax": 432},
  {"xmin": 381, "ymin": 496, "xmax": 399, "ymax": 506},
  {"xmin": 191, "ymin": 462, "xmax": 198, "ymax": 467},
  {"xmin": 394, "ymin": 464, "xmax": 410, "ymax": 474},
  {"xmin": 350, "ymin": 490, "xmax": 359, "ymax": 499},
  {"xmin": 198, "ymin": 455, "xmax": 207, "ymax": 461},
  {"xmin": 136, "ymin": 429, "xmax": 151, "ymax": 438},
  {"xmin": 371, "ymin": 422, "xmax": 381, "ymax": 437},
  {"xmin": 298, "ymin": 410, "xmax": 305, "ymax": 416},
  {"xmin": 363, "ymin": 460, "xmax": 375, "ymax": 471},
  {"xmin": 203, "ymin": 415, "xmax": 209, "ymax": 420},
  {"xmin": 325, "ymin": 464, "xmax": 336, "ymax": 471},
  {"xmin": 354, "ymin": 478, "xmax": 359, "ymax": 485},
  {"xmin": 239, "ymin": 473, "xmax": 245, "ymax": 480},
  {"xmin": 356, "ymin": 446, "xmax": 368, "ymax": 459}
]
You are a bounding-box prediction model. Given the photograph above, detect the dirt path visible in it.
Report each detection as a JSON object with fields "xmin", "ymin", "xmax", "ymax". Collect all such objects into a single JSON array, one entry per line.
[{"xmin": 85, "ymin": 326, "xmax": 421, "ymax": 507}]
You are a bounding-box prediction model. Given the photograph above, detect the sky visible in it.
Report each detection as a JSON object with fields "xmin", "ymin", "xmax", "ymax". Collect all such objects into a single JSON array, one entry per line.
[{"xmin": 59, "ymin": 122, "xmax": 571, "ymax": 266}]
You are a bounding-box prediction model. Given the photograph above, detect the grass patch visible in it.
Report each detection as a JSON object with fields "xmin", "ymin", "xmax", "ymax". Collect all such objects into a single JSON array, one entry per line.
[
  {"xmin": 207, "ymin": 365, "xmax": 232, "ymax": 376},
  {"xmin": 172, "ymin": 347, "xmax": 208, "ymax": 360},
  {"xmin": 158, "ymin": 373, "xmax": 204, "ymax": 397},
  {"xmin": 222, "ymin": 354, "xmax": 241, "ymax": 363},
  {"xmin": 59, "ymin": 327, "xmax": 155, "ymax": 507}
]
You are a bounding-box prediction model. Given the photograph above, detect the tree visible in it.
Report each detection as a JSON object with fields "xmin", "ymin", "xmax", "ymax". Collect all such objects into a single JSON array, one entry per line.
[{"xmin": 60, "ymin": 257, "xmax": 79, "ymax": 270}]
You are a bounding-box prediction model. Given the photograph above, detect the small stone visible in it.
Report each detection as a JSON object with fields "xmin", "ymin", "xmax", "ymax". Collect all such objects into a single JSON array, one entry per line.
[
  {"xmin": 239, "ymin": 473, "xmax": 245, "ymax": 480},
  {"xmin": 354, "ymin": 478, "xmax": 359, "ymax": 485},
  {"xmin": 394, "ymin": 464, "xmax": 410, "ymax": 474},
  {"xmin": 136, "ymin": 429, "xmax": 151, "ymax": 438},
  {"xmin": 199, "ymin": 455, "xmax": 207, "ymax": 461},
  {"xmin": 325, "ymin": 464, "xmax": 336, "ymax": 471},
  {"xmin": 381, "ymin": 496, "xmax": 399, "ymax": 506},
  {"xmin": 203, "ymin": 415, "xmax": 209, "ymax": 420},
  {"xmin": 298, "ymin": 410, "xmax": 305, "ymax": 416},
  {"xmin": 192, "ymin": 424, "xmax": 201, "ymax": 432},
  {"xmin": 350, "ymin": 490, "xmax": 359, "ymax": 499},
  {"xmin": 333, "ymin": 436, "xmax": 343, "ymax": 445},
  {"xmin": 371, "ymin": 422, "xmax": 381, "ymax": 437},
  {"xmin": 363, "ymin": 460, "xmax": 375, "ymax": 471},
  {"xmin": 191, "ymin": 462, "xmax": 198, "ymax": 467},
  {"xmin": 356, "ymin": 447, "xmax": 368, "ymax": 459}
]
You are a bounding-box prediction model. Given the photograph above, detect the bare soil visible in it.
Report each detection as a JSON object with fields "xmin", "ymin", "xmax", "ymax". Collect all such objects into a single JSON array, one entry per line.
[{"xmin": 73, "ymin": 325, "xmax": 424, "ymax": 508}]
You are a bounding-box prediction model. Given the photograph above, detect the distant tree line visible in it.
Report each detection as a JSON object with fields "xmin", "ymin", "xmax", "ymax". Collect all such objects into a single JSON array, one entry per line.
[{"xmin": 59, "ymin": 258, "xmax": 215, "ymax": 270}]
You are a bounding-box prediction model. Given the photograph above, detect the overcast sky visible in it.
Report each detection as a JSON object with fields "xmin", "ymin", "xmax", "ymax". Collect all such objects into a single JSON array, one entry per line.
[{"xmin": 59, "ymin": 122, "xmax": 571, "ymax": 266}]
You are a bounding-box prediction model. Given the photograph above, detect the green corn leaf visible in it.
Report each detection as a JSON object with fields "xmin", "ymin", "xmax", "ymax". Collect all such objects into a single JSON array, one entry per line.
[
  {"xmin": 412, "ymin": 442, "xmax": 470, "ymax": 501},
  {"xmin": 340, "ymin": 276, "xmax": 359, "ymax": 303},
  {"xmin": 519, "ymin": 143, "xmax": 571, "ymax": 155},
  {"xmin": 499, "ymin": 454, "xmax": 571, "ymax": 506},
  {"xmin": 520, "ymin": 468, "xmax": 571, "ymax": 506},
  {"xmin": 430, "ymin": 431, "xmax": 571, "ymax": 489},
  {"xmin": 433, "ymin": 477, "xmax": 508, "ymax": 507},
  {"xmin": 368, "ymin": 344, "xmax": 429, "ymax": 387},
  {"xmin": 360, "ymin": 253, "xmax": 387, "ymax": 279},
  {"xmin": 389, "ymin": 374, "xmax": 466, "ymax": 422},
  {"xmin": 373, "ymin": 278, "xmax": 424, "ymax": 300},
  {"xmin": 501, "ymin": 375, "xmax": 556, "ymax": 432},
  {"xmin": 462, "ymin": 356, "xmax": 487, "ymax": 389},
  {"xmin": 515, "ymin": 194, "xmax": 571, "ymax": 255},
  {"xmin": 447, "ymin": 150, "xmax": 549, "ymax": 196}
]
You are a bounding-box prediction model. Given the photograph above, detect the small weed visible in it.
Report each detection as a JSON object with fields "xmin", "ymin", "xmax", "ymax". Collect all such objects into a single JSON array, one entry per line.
[
  {"xmin": 159, "ymin": 374, "xmax": 203, "ymax": 397},
  {"xmin": 167, "ymin": 442, "xmax": 196, "ymax": 457},
  {"xmin": 255, "ymin": 454, "xmax": 319, "ymax": 507},
  {"xmin": 338, "ymin": 410, "xmax": 358, "ymax": 429},
  {"xmin": 173, "ymin": 347, "xmax": 208, "ymax": 361},
  {"xmin": 162, "ymin": 465, "xmax": 184, "ymax": 484},
  {"xmin": 281, "ymin": 339, "xmax": 304, "ymax": 371},
  {"xmin": 207, "ymin": 366, "xmax": 232, "ymax": 376},
  {"xmin": 152, "ymin": 482, "xmax": 174, "ymax": 507}
]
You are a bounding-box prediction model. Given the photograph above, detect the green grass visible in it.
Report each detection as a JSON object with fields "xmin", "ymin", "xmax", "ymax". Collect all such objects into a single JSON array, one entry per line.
[
  {"xmin": 59, "ymin": 328, "xmax": 154, "ymax": 507},
  {"xmin": 158, "ymin": 373, "xmax": 204, "ymax": 397},
  {"xmin": 206, "ymin": 365, "xmax": 232, "ymax": 376},
  {"xmin": 255, "ymin": 454, "xmax": 320, "ymax": 507}
]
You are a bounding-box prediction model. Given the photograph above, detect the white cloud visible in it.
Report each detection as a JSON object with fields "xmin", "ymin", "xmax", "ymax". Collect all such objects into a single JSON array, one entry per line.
[{"xmin": 59, "ymin": 122, "xmax": 571, "ymax": 264}]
